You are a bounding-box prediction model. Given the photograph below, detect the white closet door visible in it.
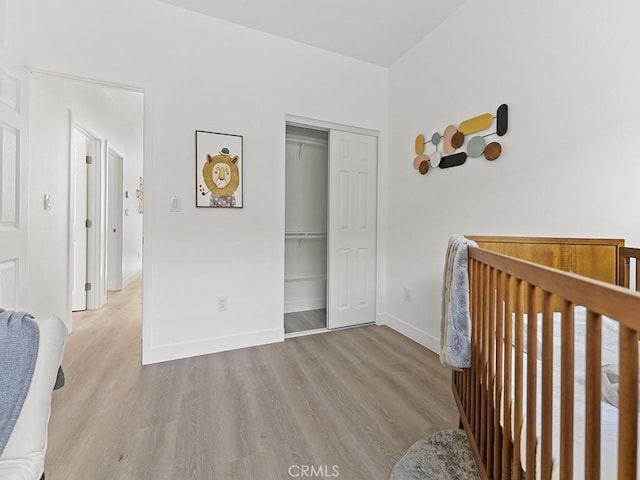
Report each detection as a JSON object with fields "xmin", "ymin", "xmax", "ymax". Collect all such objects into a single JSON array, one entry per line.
[
  {"xmin": 0, "ymin": 67, "xmax": 28, "ymax": 311},
  {"xmin": 327, "ymin": 130, "xmax": 377, "ymax": 329}
]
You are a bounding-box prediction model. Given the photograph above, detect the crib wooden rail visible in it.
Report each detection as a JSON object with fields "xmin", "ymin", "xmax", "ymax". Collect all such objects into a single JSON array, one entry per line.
[{"xmin": 453, "ymin": 246, "xmax": 640, "ymax": 480}]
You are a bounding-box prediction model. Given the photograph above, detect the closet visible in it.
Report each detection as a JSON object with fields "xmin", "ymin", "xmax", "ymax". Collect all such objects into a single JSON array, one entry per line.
[
  {"xmin": 284, "ymin": 125, "xmax": 328, "ymax": 334},
  {"xmin": 284, "ymin": 119, "xmax": 379, "ymax": 334}
]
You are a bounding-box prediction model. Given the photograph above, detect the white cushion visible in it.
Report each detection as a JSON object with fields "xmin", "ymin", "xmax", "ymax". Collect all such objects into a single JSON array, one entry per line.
[{"xmin": 0, "ymin": 316, "xmax": 68, "ymax": 479}]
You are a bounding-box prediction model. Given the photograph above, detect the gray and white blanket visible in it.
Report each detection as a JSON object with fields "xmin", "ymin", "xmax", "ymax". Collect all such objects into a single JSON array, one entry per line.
[
  {"xmin": 0, "ymin": 309, "xmax": 39, "ymax": 457},
  {"xmin": 440, "ymin": 235, "xmax": 477, "ymax": 369}
]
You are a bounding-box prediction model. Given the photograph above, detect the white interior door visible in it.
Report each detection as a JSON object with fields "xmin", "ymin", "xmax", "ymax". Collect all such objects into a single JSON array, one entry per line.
[
  {"xmin": 0, "ymin": 67, "xmax": 28, "ymax": 311},
  {"xmin": 71, "ymin": 128, "xmax": 88, "ymax": 311},
  {"xmin": 106, "ymin": 146, "xmax": 123, "ymax": 291},
  {"xmin": 327, "ymin": 130, "xmax": 377, "ymax": 329}
]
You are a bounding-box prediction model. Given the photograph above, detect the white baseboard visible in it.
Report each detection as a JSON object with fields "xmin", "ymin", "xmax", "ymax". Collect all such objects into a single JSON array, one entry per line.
[
  {"xmin": 284, "ymin": 298, "xmax": 326, "ymax": 314},
  {"xmin": 376, "ymin": 313, "xmax": 440, "ymax": 353},
  {"xmin": 142, "ymin": 327, "xmax": 284, "ymax": 365},
  {"xmin": 123, "ymin": 270, "xmax": 142, "ymax": 288}
]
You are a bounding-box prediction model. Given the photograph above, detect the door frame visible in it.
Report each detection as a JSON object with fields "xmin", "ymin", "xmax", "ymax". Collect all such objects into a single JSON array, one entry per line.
[
  {"xmin": 284, "ymin": 114, "xmax": 380, "ymax": 332},
  {"xmin": 28, "ymin": 68, "xmax": 149, "ymax": 357},
  {"xmin": 106, "ymin": 143, "xmax": 124, "ymax": 291},
  {"xmin": 69, "ymin": 116, "xmax": 105, "ymax": 312}
]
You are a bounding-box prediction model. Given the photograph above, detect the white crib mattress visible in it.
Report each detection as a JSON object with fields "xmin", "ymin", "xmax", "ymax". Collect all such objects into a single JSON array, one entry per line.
[{"xmin": 498, "ymin": 307, "xmax": 639, "ymax": 480}]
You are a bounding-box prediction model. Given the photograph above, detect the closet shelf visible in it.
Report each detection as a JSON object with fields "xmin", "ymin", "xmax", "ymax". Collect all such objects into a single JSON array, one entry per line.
[
  {"xmin": 285, "ymin": 232, "xmax": 327, "ymax": 240},
  {"xmin": 284, "ymin": 275, "xmax": 327, "ymax": 283}
]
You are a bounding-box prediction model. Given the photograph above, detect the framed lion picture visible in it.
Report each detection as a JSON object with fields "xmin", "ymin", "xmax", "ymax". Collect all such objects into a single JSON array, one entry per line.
[{"xmin": 196, "ymin": 130, "xmax": 243, "ymax": 208}]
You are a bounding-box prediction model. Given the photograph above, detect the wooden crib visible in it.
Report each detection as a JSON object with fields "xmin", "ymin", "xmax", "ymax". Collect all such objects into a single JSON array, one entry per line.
[{"xmin": 452, "ymin": 236, "xmax": 640, "ymax": 480}]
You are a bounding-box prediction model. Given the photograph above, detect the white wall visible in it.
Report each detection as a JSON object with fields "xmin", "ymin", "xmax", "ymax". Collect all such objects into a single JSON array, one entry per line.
[
  {"xmin": 385, "ymin": 0, "xmax": 640, "ymax": 351},
  {"xmin": 5, "ymin": 0, "xmax": 388, "ymax": 363},
  {"xmin": 27, "ymin": 75, "xmax": 143, "ymax": 326}
]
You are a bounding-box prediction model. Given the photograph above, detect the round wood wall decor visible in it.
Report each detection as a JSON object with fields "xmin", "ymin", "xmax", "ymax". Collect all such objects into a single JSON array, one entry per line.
[
  {"xmin": 414, "ymin": 154, "xmax": 428, "ymax": 169},
  {"xmin": 484, "ymin": 142, "xmax": 502, "ymax": 161},
  {"xmin": 451, "ymin": 131, "xmax": 465, "ymax": 149}
]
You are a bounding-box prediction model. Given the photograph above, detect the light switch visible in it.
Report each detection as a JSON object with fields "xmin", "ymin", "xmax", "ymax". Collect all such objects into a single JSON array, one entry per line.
[
  {"xmin": 170, "ymin": 196, "xmax": 181, "ymax": 212},
  {"xmin": 44, "ymin": 194, "xmax": 51, "ymax": 210}
]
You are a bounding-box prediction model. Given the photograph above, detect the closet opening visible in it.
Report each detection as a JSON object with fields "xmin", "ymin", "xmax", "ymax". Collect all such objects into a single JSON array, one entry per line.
[{"xmin": 284, "ymin": 125, "xmax": 329, "ymax": 335}]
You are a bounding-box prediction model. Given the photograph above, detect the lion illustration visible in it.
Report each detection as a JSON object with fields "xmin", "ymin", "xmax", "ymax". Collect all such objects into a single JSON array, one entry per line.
[{"xmin": 201, "ymin": 147, "xmax": 240, "ymax": 207}]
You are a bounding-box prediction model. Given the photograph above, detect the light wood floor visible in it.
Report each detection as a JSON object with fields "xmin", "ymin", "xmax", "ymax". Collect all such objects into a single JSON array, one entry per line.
[
  {"xmin": 45, "ymin": 277, "xmax": 458, "ymax": 480},
  {"xmin": 284, "ymin": 308, "xmax": 326, "ymax": 333}
]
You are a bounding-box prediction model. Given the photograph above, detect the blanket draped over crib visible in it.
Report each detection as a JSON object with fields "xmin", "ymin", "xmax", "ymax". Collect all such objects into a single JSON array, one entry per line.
[
  {"xmin": 0, "ymin": 309, "xmax": 40, "ymax": 456},
  {"xmin": 440, "ymin": 235, "xmax": 477, "ymax": 369}
]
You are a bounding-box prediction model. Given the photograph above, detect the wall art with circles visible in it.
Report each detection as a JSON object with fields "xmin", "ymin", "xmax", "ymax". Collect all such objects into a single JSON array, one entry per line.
[{"xmin": 413, "ymin": 104, "xmax": 508, "ymax": 176}]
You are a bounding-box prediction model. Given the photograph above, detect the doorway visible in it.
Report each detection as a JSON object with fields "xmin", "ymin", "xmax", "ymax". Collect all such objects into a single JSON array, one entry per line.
[
  {"xmin": 28, "ymin": 72, "xmax": 144, "ymax": 326},
  {"xmin": 284, "ymin": 119, "xmax": 379, "ymax": 335}
]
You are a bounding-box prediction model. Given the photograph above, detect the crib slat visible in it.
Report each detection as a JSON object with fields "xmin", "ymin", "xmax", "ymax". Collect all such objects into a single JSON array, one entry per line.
[
  {"xmin": 502, "ymin": 274, "xmax": 514, "ymax": 479},
  {"xmin": 470, "ymin": 259, "xmax": 478, "ymax": 439},
  {"xmin": 560, "ymin": 301, "xmax": 575, "ymax": 480},
  {"xmin": 480, "ymin": 264, "xmax": 489, "ymax": 461},
  {"xmin": 618, "ymin": 324, "xmax": 638, "ymax": 479},
  {"xmin": 526, "ymin": 284, "xmax": 538, "ymax": 478},
  {"xmin": 466, "ymin": 261, "xmax": 473, "ymax": 420},
  {"xmin": 585, "ymin": 310, "xmax": 601, "ymax": 480},
  {"xmin": 493, "ymin": 270, "xmax": 505, "ymax": 480},
  {"xmin": 541, "ymin": 291, "xmax": 554, "ymax": 479},
  {"xmin": 486, "ymin": 267, "xmax": 497, "ymax": 478},
  {"xmin": 513, "ymin": 279, "xmax": 525, "ymax": 480},
  {"xmin": 474, "ymin": 262, "xmax": 482, "ymax": 442}
]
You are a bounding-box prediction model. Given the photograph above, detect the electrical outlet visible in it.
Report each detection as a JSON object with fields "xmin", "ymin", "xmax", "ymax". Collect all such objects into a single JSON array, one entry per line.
[
  {"xmin": 403, "ymin": 287, "xmax": 411, "ymax": 302},
  {"xmin": 218, "ymin": 296, "xmax": 228, "ymax": 312}
]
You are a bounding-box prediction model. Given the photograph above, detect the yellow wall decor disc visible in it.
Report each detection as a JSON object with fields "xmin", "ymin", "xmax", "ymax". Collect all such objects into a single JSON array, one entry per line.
[
  {"xmin": 458, "ymin": 113, "xmax": 493, "ymax": 135},
  {"xmin": 415, "ymin": 135, "xmax": 425, "ymax": 155}
]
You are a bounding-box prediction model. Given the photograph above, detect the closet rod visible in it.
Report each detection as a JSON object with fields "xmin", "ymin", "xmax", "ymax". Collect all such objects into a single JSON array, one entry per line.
[{"xmin": 285, "ymin": 232, "xmax": 327, "ymax": 239}]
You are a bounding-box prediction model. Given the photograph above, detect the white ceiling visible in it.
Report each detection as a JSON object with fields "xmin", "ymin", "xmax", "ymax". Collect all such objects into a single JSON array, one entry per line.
[{"xmin": 158, "ymin": 0, "xmax": 467, "ymax": 67}]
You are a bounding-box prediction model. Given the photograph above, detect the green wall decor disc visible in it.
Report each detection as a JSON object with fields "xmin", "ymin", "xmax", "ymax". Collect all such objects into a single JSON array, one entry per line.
[
  {"xmin": 431, "ymin": 132, "xmax": 441, "ymax": 145},
  {"xmin": 467, "ymin": 136, "xmax": 486, "ymax": 157}
]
